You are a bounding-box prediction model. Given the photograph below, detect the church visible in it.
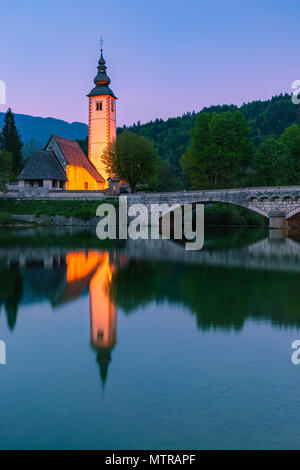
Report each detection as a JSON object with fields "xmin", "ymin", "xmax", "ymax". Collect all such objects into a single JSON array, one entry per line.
[{"xmin": 19, "ymin": 43, "xmax": 117, "ymax": 192}]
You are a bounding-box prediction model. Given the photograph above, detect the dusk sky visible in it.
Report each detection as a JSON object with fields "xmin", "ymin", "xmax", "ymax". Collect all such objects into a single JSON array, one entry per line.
[{"xmin": 0, "ymin": 0, "xmax": 298, "ymax": 126}]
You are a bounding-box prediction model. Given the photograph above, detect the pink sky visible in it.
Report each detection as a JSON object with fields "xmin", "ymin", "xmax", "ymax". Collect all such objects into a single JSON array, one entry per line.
[{"xmin": 0, "ymin": 0, "xmax": 298, "ymax": 126}]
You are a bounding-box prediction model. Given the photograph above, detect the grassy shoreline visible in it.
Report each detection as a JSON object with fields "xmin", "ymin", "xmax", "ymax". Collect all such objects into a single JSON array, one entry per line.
[
  {"xmin": 0, "ymin": 199, "xmax": 118, "ymax": 222},
  {"xmin": 0, "ymin": 199, "xmax": 267, "ymax": 226}
]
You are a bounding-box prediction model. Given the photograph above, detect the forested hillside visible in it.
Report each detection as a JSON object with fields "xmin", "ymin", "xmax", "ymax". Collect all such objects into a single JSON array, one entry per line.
[
  {"xmin": 2, "ymin": 93, "xmax": 299, "ymax": 191},
  {"xmin": 119, "ymin": 93, "xmax": 299, "ymax": 180}
]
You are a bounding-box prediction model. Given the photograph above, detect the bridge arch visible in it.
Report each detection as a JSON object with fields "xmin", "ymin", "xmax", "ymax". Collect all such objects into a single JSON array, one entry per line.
[
  {"xmin": 270, "ymin": 196, "xmax": 280, "ymax": 202},
  {"xmin": 259, "ymin": 195, "xmax": 270, "ymax": 202},
  {"xmin": 285, "ymin": 206, "xmax": 300, "ymax": 219},
  {"xmin": 158, "ymin": 197, "xmax": 269, "ymax": 219},
  {"xmin": 247, "ymin": 196, "xmax": 259, "ymax": 203}
]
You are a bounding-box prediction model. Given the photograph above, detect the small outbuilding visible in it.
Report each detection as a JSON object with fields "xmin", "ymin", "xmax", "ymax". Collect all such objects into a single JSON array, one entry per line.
[{"xmin": 18, "ymin": 150, "xmax": 67, "ymax": 192}]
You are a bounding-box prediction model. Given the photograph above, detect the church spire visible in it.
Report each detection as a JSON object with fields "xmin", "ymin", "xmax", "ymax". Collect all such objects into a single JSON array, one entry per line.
[
  {"xmin": 88, "ymin": 38, "xmax": 116, "ymax": 99},
  {"xmin": 93, "ymin": 38, "xmax": 111, "ymax": 86}
]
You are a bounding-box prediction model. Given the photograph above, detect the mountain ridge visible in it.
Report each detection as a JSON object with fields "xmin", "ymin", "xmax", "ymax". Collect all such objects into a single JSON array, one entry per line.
[{"xmin": 0, "ymin": 111, "xmax": 88, "ymax": 147}]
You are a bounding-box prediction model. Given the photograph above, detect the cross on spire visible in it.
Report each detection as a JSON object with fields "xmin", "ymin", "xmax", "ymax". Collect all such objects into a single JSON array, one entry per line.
[{"xmin": 100, "ymin": 36, "xmax": 103, "ymax": 51}]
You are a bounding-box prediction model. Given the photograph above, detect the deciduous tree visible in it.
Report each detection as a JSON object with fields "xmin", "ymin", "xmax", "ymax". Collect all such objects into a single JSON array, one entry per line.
[
  {"xmin": 102, "ymin": 131, "xmax": 158, "ymax": 193},
  {"xmin": 253, "ymin": 138, "xmax": 294, "ymax": 186},
  {"xmin": 281, "ymin": 124, "xmax": 300, "ymax": 178},
  {"xmin": 180, "ymin": 112, "xmax": 251, "ymax": 189}
]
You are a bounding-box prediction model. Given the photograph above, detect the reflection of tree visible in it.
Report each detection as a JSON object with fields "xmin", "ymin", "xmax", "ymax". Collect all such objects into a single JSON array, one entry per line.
[
  {"xmin": 204, "ymin": 227, "xmax": 267, "ymax": 251},
  {"xmin": 181, "ymin": 265, "xmax": 300, "ymax": 330},
  {"xmin": 180, "ymin": 265, "xmax": 250, "ymax": 331},
  {"xmin": 110, "ymin": 259, "xmax": 300, "ymax": 331},
  {"xmin": 0, "ymin": 263, "xmax": 23, "ymax": 330},
  {"xmin": 110, "ymin": 260, "xmax": 181, "ymax": 313}
]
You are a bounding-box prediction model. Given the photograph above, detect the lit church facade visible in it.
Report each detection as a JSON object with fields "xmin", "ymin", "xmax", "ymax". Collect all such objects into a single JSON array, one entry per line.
[{"xmin": 19, "ymin": 43, "xmax": 117, "ymax": 192}]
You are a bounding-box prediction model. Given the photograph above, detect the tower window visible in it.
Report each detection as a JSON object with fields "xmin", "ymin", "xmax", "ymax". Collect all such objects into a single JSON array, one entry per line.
[
  {"xmin": 84, "ymin": 182, "xmax": 88, "ymax": 190},
  {"xmin": 111, "ymin": 101, "xmax": 115, "ymax": 112},
  {"xmin": 96, "ymin": 102, "xmax": 102, "ymax": 111}
]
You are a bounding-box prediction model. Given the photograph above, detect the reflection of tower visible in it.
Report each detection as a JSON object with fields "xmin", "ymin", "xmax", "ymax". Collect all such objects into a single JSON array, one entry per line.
[
  {"xmin": 24, "ymin": 248, "xmax": 121, "ymax": 387},
  {"xmin": 59, "ymin": 249, "xmax": 118, "ymax": 386},
  {"xmin": 89, "ymin": 252, "xmax": 117, "ymax": 385}
]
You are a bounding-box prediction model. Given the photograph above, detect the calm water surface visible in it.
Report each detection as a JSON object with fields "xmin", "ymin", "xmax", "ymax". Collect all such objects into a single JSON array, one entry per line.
[{"xmin": 0, "ymin": 226, "xmax": 300, "ymax": 449}]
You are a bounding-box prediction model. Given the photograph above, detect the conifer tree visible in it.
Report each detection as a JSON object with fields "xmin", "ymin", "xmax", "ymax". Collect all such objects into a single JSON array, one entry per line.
[{"xmin": 0, "ymin": 108, "xmax": 23, "ymax": 176}]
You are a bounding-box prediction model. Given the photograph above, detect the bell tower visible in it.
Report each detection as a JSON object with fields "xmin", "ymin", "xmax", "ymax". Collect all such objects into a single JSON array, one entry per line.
[{"xmin": 87, "ymin": 39, "xmax": 117, "ymax": 185}]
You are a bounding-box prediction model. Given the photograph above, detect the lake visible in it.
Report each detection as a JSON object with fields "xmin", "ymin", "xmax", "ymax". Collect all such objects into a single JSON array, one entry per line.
[{"xmin": 0, "ymin": 226, "xmax": 300, "ymax": 449}]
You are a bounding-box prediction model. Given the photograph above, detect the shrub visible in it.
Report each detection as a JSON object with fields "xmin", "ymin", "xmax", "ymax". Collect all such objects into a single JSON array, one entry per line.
[{"xmin": 0, "ymin": 212, "xmax": 12, "ymax": 225}]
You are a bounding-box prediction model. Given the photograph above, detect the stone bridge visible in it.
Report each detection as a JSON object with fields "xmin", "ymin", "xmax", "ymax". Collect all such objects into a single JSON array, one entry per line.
[
  {"xmin": 5, "ymin": 184, "xmax": 300, "ymax": 228},
  {"xmin": 127, "ymin": 186, "xmax": 300, "ymax": 228}
]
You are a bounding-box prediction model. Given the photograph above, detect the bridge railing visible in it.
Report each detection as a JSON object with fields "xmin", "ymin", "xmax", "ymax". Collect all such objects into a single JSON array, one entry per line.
[{"xmin": 130, "ymin": 185, "xmax": 300, "ymax": 197}]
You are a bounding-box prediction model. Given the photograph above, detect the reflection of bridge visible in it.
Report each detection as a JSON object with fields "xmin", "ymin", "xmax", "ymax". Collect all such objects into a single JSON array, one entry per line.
[
  {"xmin": 2, "ymin": 233, "xmax": 300, "ymax": 278},
  {"xmin": 3, "ymin": 231, "xmax": 300, "ymax": 277},
  {"xmin": 128, "ymin": 186, "xmax": 300, "ymax": 228},
  {"xmin": 124, "ymin": 236, "xmax": 300, "ymax": 272}
]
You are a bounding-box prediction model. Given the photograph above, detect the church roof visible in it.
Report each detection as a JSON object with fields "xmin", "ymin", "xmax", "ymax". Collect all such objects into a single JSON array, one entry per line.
[
  {"xmin": 52, "ymin": 135, "xmax": 105, "ymax": 182},
  {"xmin": 19, "ymin": 150, "xmax": 67, "ymax": 180},
  {"xmin": 87, "ymin": 85, "xmax": 117, "ymax": 99}
]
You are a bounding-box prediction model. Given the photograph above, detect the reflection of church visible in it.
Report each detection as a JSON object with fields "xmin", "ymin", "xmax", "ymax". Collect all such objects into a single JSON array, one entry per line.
[
  {"xmin": 6, "ymin": 248, "xmax": 128, "ymax": 385},
  {"xmin": 66, "ymin": 251, "xmax": 118, "ymax": 384},
  {"xmin": 62, "ymin": 250, "xmax": 129, "ymax": 385},
  {"xmin": 89, "ymin": 253, "xmax": 117, "ymax": 384}
]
